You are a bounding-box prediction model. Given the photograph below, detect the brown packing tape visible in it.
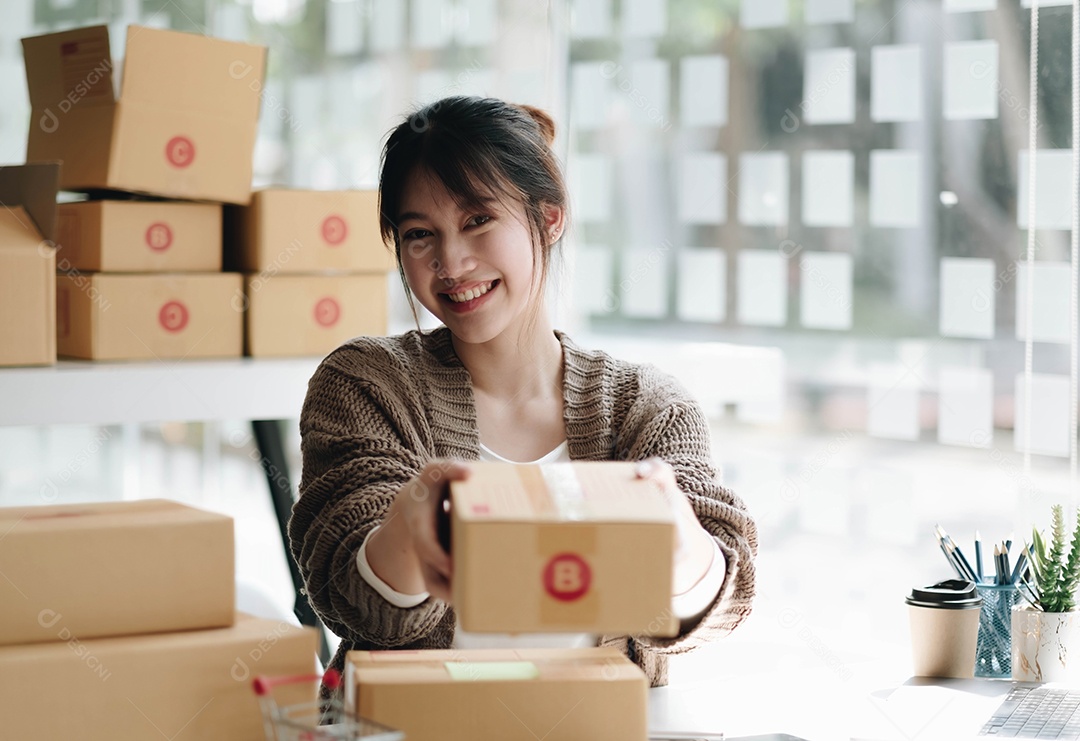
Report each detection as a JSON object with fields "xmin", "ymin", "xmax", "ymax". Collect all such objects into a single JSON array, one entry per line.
[
  {"xmin": 515, "ymin": 464, "xmax": 552, "ymax": 516},
  {"xmin": 516, "ymin": 465, "xmax": 603, "ymax": 626}
]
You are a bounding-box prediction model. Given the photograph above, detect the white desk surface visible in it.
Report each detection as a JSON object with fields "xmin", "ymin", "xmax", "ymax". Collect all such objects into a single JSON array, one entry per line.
[
  {"xmin": 648, "ymin": 665, "xmax": 1017, "ymax": 740},
  {"xmin": 0, "ymin": 357, "xmax": 321, "ymax": 427}
]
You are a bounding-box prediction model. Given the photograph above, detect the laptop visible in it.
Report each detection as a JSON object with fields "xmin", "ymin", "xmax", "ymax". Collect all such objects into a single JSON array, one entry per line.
[
  {"xmin": 651, "ymin": 676, "xmax": 1080, "ymax": 740},
  {"xmin": 856, "ymin": 679, "xmax": 1080, "ymax": 740}
]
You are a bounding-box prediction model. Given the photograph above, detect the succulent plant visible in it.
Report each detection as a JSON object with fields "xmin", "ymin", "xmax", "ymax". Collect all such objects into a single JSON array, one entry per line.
[{"xmin": 1023, "ymin": 504, "xmax": 1080, "ymax": 613}]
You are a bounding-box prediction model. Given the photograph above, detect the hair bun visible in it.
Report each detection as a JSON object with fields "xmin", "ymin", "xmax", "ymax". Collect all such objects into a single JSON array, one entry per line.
[{"xmin": 517, "ymin": 104, "xmax": 557, "ymax": 147}]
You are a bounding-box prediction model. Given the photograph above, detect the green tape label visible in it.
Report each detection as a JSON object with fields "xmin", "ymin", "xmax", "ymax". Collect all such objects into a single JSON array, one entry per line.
[{"xmin": 444, "ymin": 661, "xmax": 540, "ymax": 682}]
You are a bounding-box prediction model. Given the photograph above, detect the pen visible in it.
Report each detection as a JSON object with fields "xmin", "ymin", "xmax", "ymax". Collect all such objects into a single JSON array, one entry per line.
[{"xmin": 975, "ymin": 531, "xmax": 984, "ymax": 583}]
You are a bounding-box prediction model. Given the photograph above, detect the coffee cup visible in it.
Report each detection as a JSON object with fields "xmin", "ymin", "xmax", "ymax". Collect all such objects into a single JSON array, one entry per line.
[{"xmin": 906, "ymin": 579, "xmax": 982, "ymax": 678}]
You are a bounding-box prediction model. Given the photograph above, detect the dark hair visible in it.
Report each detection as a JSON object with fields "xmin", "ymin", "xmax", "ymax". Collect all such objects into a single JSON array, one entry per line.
[{"xmin": 378, "ymin": 96, "xmax": 568, "ymax": 319}]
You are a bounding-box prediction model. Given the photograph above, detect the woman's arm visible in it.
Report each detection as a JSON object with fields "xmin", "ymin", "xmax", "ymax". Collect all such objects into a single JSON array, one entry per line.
[
  {"xmin": 288, "ymin": 348, "xmax": 451, "ymax": 647},
  {"xmin": 604, "ymin": 367, "xmax": 758, "ymax": 684}
]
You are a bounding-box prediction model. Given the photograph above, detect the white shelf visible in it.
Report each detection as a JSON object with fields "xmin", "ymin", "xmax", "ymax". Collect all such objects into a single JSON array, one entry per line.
[{"xmin": 0, "ymin": 357, "xmax": 322, "ymax": 427}]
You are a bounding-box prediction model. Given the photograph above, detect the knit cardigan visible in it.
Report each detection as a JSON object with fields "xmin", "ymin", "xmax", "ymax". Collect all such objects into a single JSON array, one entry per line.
[{"xmin": 288, "ymin": 327, "xmax": 757, "ymax": 690}]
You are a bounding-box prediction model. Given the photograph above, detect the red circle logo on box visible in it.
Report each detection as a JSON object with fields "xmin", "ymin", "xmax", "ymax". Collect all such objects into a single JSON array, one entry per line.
[
  {"xmin": 165, "ymin": 136, "xmax": 195, "ymax": 168},
  {"xmin": 159, "ymin": 301, "xmax": 189, "ymax": 333},
  {"xmin": 321, "ymin": 215, "xmax": 348, "ymax": 245},
  {"xmin": 145, "ymin": 222, "xmax": 173, "ymax": 252},
  {"xmin": 314, "ymin": 297, "xmax": 341, "ymax": 327},
  {"xmin": 543, "ymin": 553, "xmax": 591, "ymax": 602}
]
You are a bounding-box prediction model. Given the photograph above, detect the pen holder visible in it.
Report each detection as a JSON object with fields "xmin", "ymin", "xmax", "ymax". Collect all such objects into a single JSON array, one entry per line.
[{"xmin": 974, "ymin": 582, "xmax": 1018, "ymax": 679}]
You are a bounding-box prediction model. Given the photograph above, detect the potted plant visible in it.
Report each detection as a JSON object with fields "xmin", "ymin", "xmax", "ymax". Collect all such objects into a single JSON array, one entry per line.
[{"xmin": 1013, "ymin": 504, "xmax": 1080, "ymax": 682}]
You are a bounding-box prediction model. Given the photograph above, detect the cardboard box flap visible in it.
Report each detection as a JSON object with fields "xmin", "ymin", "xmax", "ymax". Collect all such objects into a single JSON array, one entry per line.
[
  {"xmin": 0, "ymin": 497, "xmax": 231, "ymax": 533},
  {"xmin": 120, "ymin": 26, "xmax": 266, "ymax": 120},
  {"xmin": 0, "ymin": 163, "xmax": 60, "ymax": 242},
  {"xmin": 22, "ymin": 26, "xmax": 114, "ymax": 112},
  {"xmin": 349, "ymin": 647, "xmax": 641, "ymax": 684},
  {"xmin": 0, "ymin": 206, "xmax": 40, "ymax": 246},
  {"xmin": 453, "ymin": 462, "xmax": 676, "ymax": 523}
]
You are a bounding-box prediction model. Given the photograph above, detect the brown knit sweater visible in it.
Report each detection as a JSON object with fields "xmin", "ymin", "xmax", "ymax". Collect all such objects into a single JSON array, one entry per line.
[{"xmin": 288, "ymin": 327, "xmax": 757, "ymax": 690}]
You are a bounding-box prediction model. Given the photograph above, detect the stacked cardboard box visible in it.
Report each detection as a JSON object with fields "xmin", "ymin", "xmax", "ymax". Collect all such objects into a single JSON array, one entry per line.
[
  {"xmin": 21, "ymin": 24, "xmax": 266, "ymax": 360},
  {"xmin": 0, "ymin": 163, "xmax": 59, "ymax": 366},
  {"xmin": 346, "ymin": 647, "xmax": 649, "ymax": 741},
  {"xmin": 0, "ymin": 499, "xmax": 318, "ymax": 740},
  {"xmin": 226, "ymin": 188, "xmax": 395, "ymax": 357}
]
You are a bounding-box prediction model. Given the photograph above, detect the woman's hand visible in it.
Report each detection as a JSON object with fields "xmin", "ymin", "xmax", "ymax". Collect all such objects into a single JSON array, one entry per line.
[
  {"xmin": 634, "ymin": 457, "xmax": 717, "ymax": 595},
  {"xmin": 365, "ymin": 460, "xmax": 471, "ymax": 602}
]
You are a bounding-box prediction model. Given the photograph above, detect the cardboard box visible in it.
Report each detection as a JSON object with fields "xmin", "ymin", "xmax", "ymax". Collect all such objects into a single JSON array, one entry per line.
[
  {"xmin": 0, "ymin": 499, "xmax": 234, "ymax": 646},
  {"xmin": 56, "ymin": 200, "xmax": 223, "ymax": 272},
  {"xmin": 450, "ymin": 462, "xmax": 678, "ymax": 636},
  {"xmin": 56, "ymin": 272, "xmax": 243, "ymax": 360},
  {"xmin": 346, "ymin": 647, "xmax": 648, "ymax": 741},
  {"xmin": 226, "ymin": 189, "xmax": 394, "ymax": 273},
  {"xmin": 0, "ymin": 613, "xmax": 318, "ymax": 741},
  {"xmin": 244, "ymin": 273, "xmax": 388, "ymax": 357},
  {"xmin": 23, "ymin": 25, "xmax": 266, "ymax": 204},
  {"xmin": 0, "ymin": 162, "xmax": 59, "ymax": 367}
]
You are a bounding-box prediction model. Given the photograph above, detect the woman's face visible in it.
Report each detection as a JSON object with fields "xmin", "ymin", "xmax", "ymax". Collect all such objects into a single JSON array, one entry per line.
[{"xmin": 397, "ymin": 170, "xmax": 546, "ymax": 345}]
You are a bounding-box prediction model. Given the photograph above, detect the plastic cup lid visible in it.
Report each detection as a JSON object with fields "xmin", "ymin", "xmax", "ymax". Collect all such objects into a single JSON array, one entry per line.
[{"xmin": 905, "ymin": 578, "xmax": 982, "ymax": 609}]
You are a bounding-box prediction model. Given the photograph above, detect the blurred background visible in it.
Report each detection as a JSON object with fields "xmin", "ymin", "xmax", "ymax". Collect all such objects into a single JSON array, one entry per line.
[{"xmin": 1, "ymin": 0, "xmax": 1077, "ymax": 685}]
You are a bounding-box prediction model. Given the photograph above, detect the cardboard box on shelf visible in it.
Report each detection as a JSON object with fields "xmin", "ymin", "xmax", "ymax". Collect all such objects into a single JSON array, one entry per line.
[
  {"xmin": 22, "ymin": 25, "xmax": 266, "ymax": 204},
  {"xmin": 449, "ymin": 462, "xmax": 678, "ymax": 637},
  {"xmin": 244, "ymin": 272, "xmax": 388, "ymax": 357},
  {"xmin": 0, "ymin": 162, "xmax": 59, "ymax": 367},
  {"xmin": 0, "ymin": 613, "xmax": 319, "ymax": 741},
  {"xmin": 56, "ymin": 272, "xmax": 243, "ymax": 360},
  {"xmin": 345, "ymin": 647, "xmax": 648, "ymax": 741},
  {"xmin": 225, "ymin": 189, "xmax": 394, "ymax": 273},
  {"xmin": 0, "ymin": 499, "xmax": 234, "ymax": 646},
  {"xmin": 56, "ymin": 200, "xmax": 222, "ymax": 272}
]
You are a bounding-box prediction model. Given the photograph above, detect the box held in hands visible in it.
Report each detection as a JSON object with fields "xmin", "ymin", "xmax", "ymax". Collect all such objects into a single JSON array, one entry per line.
[{"xmin": 450, "ymin": 461, "xmax": 678, "ymax": 637}]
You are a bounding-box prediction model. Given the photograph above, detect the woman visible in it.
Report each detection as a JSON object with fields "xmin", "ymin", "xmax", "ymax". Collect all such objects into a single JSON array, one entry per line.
[{"xmin": 288, "ymin": 96, "xmax": 757, "ymax": 693}]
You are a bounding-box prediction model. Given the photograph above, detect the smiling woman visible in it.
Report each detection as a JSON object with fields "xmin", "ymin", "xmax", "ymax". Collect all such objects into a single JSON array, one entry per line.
[{"xmin": 287, "ymin": 96, "xmax": 758, "ymax": 702}]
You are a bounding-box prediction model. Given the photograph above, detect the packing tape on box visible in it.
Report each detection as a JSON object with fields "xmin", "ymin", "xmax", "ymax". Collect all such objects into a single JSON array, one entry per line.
[
  {"xmin": 516, "ymin": 464, "xmax": 601, "ymax": 626},
  {"xmin": 444, "ymin": 661, "xmax": 540, "ymax": 682}
]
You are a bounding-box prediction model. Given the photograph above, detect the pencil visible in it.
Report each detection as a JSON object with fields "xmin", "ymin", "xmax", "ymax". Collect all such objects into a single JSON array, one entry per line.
[
  {"xmin": 1011, "ymin": 552, "xmax": 1028, "ymax": 584},
  {"xmin": 939, "ymin": 525, "xmax": 978, "ymax": 582},
  {"xmin": 938, "ymin": 539, "xmax": 965, "ymax": 579},
  {"xmin": 975, "ymin": 531, "xmax": 984, "ymax": 583}
]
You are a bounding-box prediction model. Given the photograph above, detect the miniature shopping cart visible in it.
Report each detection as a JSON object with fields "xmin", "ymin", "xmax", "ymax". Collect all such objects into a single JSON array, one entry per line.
[{"xmin": 253, "ymin": 669, "xmax": 404, "ymax": 741}]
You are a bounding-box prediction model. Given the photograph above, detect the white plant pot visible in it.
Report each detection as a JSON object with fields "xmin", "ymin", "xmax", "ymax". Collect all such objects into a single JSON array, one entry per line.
[{"xmin": 1012, "ymin": 606, "xmax": 1080, "ymax": 683}]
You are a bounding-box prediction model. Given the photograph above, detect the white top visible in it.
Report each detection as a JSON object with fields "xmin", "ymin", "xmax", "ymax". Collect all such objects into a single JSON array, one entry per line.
[{"xmin": 355, "ymin": 441, "xmax": 726, "ymax": 648}]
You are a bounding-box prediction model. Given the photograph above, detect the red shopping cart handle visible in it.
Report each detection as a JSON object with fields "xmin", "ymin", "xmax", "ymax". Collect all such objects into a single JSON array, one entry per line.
[{"xmin": 253, "ymin": 668, "xmax": 341, "ymax": 696}]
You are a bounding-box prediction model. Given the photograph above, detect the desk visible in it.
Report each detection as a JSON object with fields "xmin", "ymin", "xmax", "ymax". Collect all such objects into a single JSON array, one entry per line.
[{"xmin": 648, "ymin": 665, "xmax": 1016, "ymax": 740}]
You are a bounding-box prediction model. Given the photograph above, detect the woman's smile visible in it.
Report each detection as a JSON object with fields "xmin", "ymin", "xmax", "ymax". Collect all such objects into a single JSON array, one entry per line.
[{"xmin": 440, "ymin": 279, "xmax": 501, "ymax": 313}]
